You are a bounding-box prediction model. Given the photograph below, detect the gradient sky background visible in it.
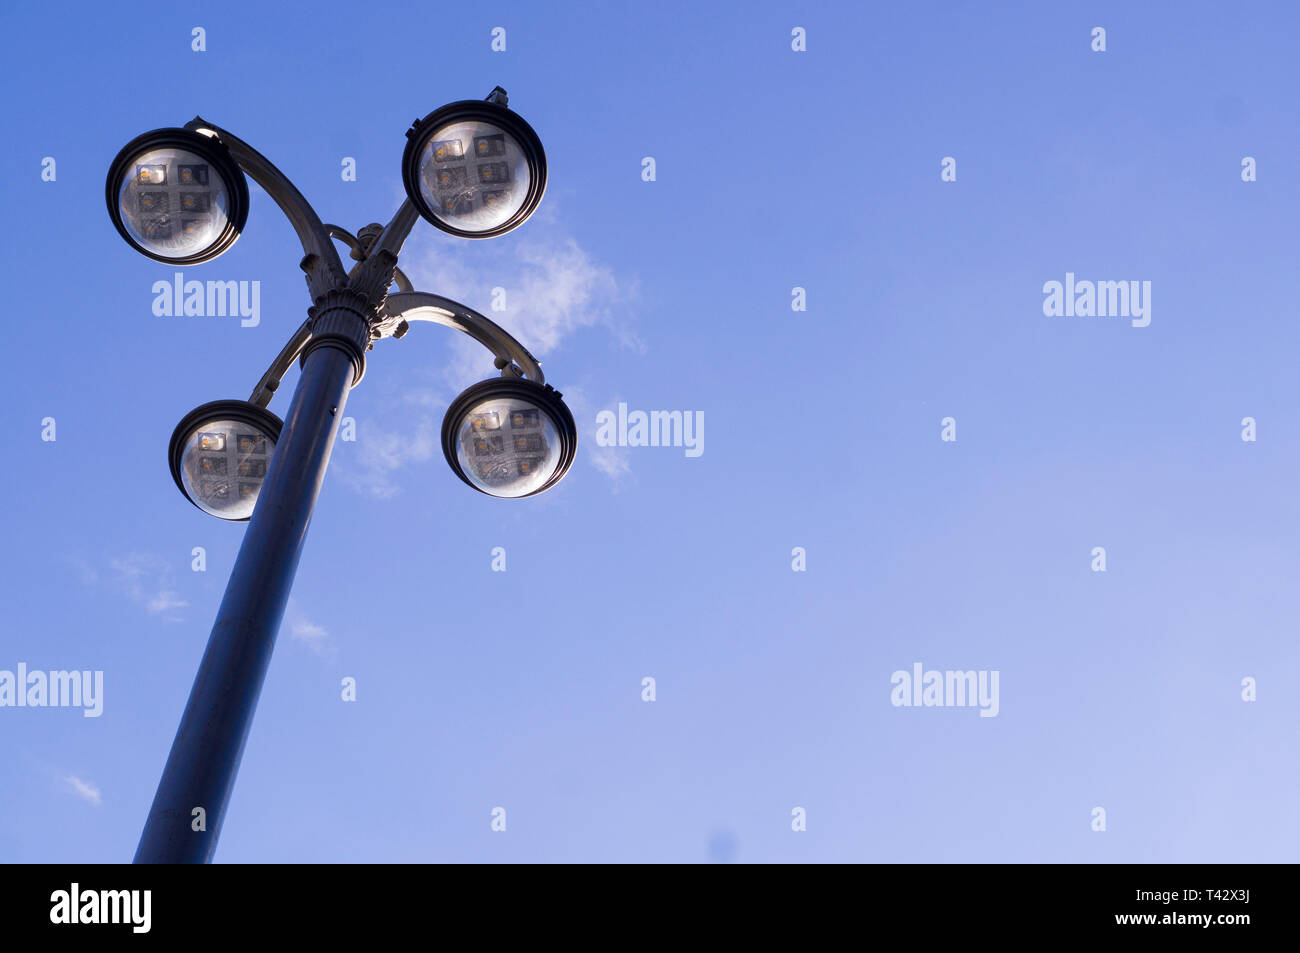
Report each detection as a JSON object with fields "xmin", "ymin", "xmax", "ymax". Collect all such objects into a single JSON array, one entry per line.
[{"xmin": 2, "ymin": 0, "xmax": 1299, "ymax": 863}]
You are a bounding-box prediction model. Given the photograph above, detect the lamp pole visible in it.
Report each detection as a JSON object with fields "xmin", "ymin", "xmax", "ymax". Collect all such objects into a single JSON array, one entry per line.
[
  {"xmin": 113, "ymin": 92, "xmax": 574, "ymax": 863},
  {"xmin": 135, "ymin": 344, "xmax": 357, "ymax": 863},
  {"xmin": 135, "ymin": 220, "xmax": 394, "ymax": 863}
]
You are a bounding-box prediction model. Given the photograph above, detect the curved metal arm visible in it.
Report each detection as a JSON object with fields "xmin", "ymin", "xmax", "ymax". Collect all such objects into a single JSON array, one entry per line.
[
  {"xmin": 382, "ymin": 292, "xmax": 544, "ymax": 384},
  {"xmin": 325, "ymin": 224, "xmax": 366, "ymax": 259},
  {"xmin": 325, "ymin": 223, "xmax": 413, "ymax": 292},
  {"xmin": 249, "ymin": 319, "xmax": 313, "ymax": 408},
  {"xmin": 185, "ymin": 117, "xmax": 347, "ymax": 299},
  {"xmin": 369, "ymin": 199, "xmax": 422, "ymax": 262}
]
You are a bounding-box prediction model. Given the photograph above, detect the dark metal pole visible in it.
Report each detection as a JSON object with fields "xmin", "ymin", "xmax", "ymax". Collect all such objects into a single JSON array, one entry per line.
[{"xmin": 134, "ymin": 343, "xmax": 356, "ymax": 863}]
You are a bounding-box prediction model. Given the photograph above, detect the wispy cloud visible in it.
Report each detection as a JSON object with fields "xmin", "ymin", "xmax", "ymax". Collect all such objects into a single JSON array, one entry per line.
[
  {"xmin": 146, "ymin": 591, "xmax": 189, "ymax": 615},
  {"xmin": 587, "ymin": 443, "xmax": 632, "ymax": 484},
  {"xmin": 402, "ymin": 209, "xmax": 640, "ymax": 390},
  {"xmin": 286, "ymin": 600, "xmax": 335, "ymax": 657},
  {"xmin": 561, "ymin": 385, "xmax": 632, "ymax": 490},
  {"xmin": 65, "ymin": 775, "xmax": 101, "ymax": 805},
  {"xmin": 335, "ymin": 413, "xmax": 439, "ymax": 501},
  {"xmin": 66, "ymin": 557, "xmax": 98, "ymax": 586},
  {"xmin": 330, "ymin": 209, "xmax": 639, "ymax": 498},
  {"xmin": 105, "ymin": 553, "xmax": 188, "ymax": 622}
]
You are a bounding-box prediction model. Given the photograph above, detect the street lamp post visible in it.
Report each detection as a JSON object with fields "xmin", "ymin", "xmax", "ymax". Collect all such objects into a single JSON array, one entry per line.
[{"xmin": 106, "ymin": 88, "xmax": 577, "ymax": 863}]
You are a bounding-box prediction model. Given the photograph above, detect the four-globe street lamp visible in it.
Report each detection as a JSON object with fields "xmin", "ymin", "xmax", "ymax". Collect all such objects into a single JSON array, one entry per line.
[{"xmin": 106, "ymin": 88, "xmax": 576, "ymax": 862}]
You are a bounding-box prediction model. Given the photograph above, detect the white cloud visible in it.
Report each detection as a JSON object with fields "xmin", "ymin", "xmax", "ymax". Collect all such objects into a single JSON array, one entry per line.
[
  {"xmin": 106, "ymin": 554, "xmax": 188, "ymax": 622},
  {"xmin": 561, "ymin": 385, "xmax": 633, "ymax": 490},
  {"xmin": 333, "ymin": 208, "xmax": 639, "ymax": 499},
  {"xmin": 286, "ymin": 600, "xmax": 335, "ymax": 657},
  {"xmin": 146, "ymin": 591, "xmax": 189, "ymax": 615},
  {"xmin": 402, "ymin": 211, "xmax": 639, "ymax": 387},
  {"xmin": 65, "ymin": 775, "xmax": 101, "ymax": 805},
  {"xmin": 587, "ymin": 446, "xmax": 632, "ymax": 484},
  {"xmin": 66, "ymin": 557, "xmax": 98, "ymax": 586},
  {"xmin": 292, "ymin": 620, "xmax": 327, "ymax": 645},
  {"xmin": 335, "ymin": 413, "xmax": 438, "ymax": 500}
]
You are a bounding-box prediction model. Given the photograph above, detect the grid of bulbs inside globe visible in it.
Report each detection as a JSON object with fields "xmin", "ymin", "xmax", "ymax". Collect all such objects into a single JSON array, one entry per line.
[
  {"xmin": 118, "ymin": 147, "xmax": 231, "ymax": 257},
  {"xmin": 418, "ymin": 119, "xmax": 530, "ymax": 232}
]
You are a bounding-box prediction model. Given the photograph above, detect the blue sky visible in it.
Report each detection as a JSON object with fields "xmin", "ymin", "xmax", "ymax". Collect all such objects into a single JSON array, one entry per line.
[{"xmin": 2, "ymin": 0, "xmax": 1299, "ymax": 862}]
